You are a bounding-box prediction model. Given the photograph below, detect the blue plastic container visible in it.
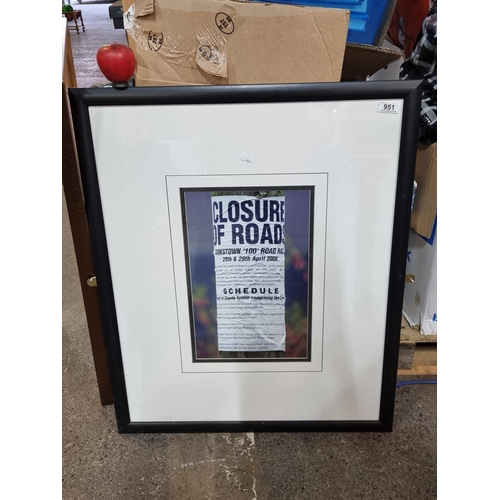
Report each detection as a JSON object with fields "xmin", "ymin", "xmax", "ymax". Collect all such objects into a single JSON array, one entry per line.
[{"xmin": 252, "ymin": 0, "xmax": 395, "ymax": 45}]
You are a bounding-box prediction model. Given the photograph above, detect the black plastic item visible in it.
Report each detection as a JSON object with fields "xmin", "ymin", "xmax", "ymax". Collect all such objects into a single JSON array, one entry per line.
[
  {"xmin": 105, "ymin": 77, "xmax": 135, "ymax": 89},
  {"xmin": 90, "ymin": 78, "xmax": 135, "ymax": 89},
  {"xmin": 109, "ymin": 0, "xmax": 124, "ymax": 30}
]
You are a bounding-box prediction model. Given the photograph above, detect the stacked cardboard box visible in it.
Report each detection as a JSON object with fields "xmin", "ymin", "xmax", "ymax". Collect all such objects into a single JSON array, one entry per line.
[{"xmin": 120, "ymin": 0, "xmax": 402, "ymax": 86}]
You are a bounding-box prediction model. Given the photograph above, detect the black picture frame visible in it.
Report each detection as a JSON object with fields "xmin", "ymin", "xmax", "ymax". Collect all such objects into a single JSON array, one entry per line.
[{"xmin": 69, "ymin": 81, "xmax": 422, "ymax": 433}]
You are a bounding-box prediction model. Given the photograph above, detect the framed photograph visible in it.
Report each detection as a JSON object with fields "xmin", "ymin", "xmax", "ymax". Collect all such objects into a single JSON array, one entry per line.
[{"xmin": 69, "ymin": 81, "xmax": 421, "ymax": 432}]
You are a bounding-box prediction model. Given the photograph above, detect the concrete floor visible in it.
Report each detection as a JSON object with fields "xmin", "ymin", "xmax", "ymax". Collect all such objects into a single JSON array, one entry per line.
[{"xmin": 63, "ymin": 3, "xmax": 437, "ymax": 498}]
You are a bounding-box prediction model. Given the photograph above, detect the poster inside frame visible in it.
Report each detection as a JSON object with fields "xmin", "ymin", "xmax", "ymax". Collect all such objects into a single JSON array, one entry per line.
[
  {"xmin": 69, "ymin": 81, "xmax": 422, "ymax": 433},
  {"xmin": 167, "ymin": 173, "xmax": 328, "ymax": 374}
]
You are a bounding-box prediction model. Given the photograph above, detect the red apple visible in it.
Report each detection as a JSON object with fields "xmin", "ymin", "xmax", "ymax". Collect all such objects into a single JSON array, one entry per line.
[{"xmin": 96, "ymin": 43, "xmax": 136, "ymax": 84}]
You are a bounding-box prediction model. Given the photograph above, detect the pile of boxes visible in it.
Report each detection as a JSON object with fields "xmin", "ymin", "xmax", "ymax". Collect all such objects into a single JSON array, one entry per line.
[{"xmin": 119, "ymin": 0, "xmax": 403, "ymax": 85}]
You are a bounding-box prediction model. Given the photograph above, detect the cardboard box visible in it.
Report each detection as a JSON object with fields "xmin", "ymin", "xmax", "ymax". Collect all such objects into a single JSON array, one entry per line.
[
  {"xmin": 123, "ymin": 0, "xmax": 350, "ymax": 86},
  {"xmin": 341, "ymin": 41, "xmax": 401, "ymax": 81},
  {"xmin": 367, "ymin": 38, "xmax": 403, "ymax": 81},
  {"xmin": 410, "ymin": 142, "xmax": 436, "ymax": 239},
  {"xmin": 121, "ymin": 0, "xmax": 402, "ymax": 86},
  {"xmin": 403, "ymin": 228, "xmax": 437, "ymax": 335}
]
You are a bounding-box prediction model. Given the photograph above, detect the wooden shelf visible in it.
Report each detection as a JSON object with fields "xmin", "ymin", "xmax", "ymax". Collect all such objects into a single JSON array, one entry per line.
[{"xmin": 398, "ymin": 316, "xmax": 437, "ymax": 375}]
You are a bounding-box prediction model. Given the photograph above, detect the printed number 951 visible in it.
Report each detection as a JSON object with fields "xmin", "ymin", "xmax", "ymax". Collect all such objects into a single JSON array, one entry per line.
[{"xmin": 378, "ymin": 102, "xmax": 398, "ymax": 113}]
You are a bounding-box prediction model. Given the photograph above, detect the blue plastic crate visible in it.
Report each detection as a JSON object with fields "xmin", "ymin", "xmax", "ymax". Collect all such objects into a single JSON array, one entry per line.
[{"xmin": 251, "ymin": 0, "xmax": 395, "ymax": 45}]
